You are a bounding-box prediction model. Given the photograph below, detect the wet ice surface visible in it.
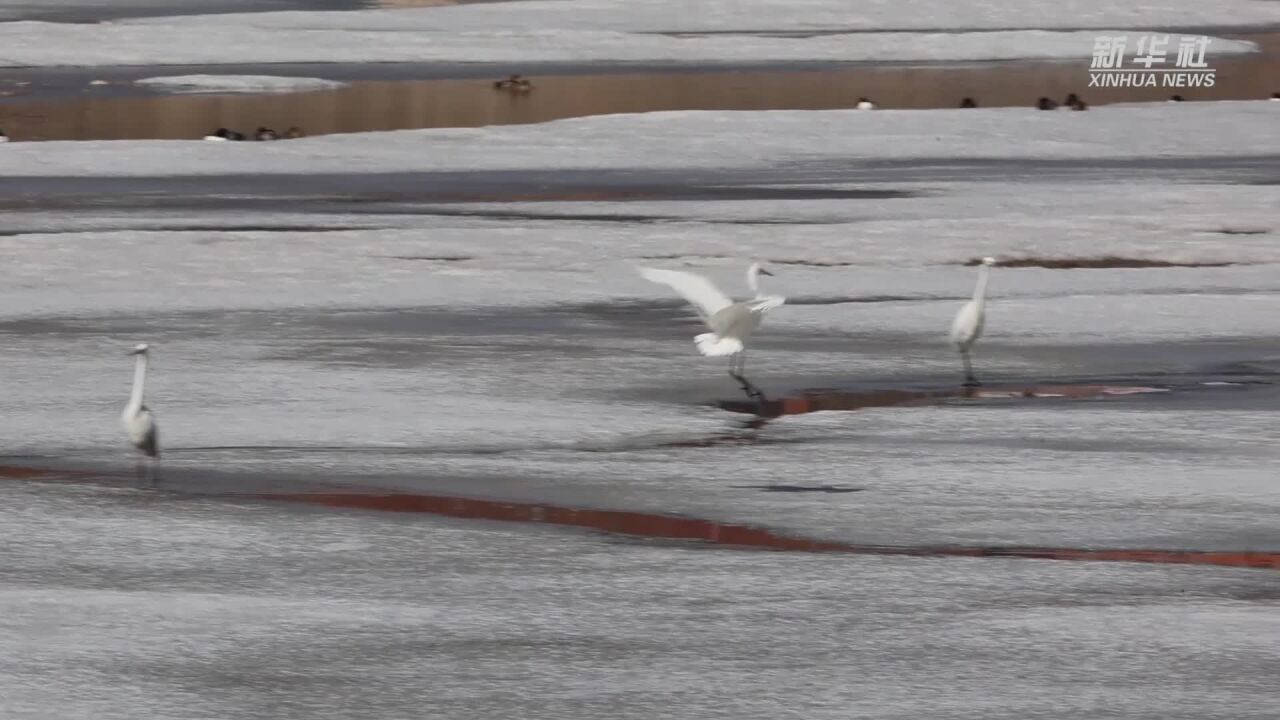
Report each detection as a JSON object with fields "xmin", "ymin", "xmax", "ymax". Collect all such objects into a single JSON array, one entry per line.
[
  {"xmin": 2, "ymin": 478, "xmax": 1276, "ymax": 720},
  {"xmin": 2, "ymin": 480, "xmax": 1278, "ymax": 720},
  {"xmin": 1, "ymin": 107, "xmax": 1279, "ymax": 717}
]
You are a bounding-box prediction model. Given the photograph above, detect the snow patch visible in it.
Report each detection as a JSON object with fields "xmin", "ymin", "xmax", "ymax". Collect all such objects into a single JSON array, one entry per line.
[{"xmin": 135, "ymin": 74, "xmax": 345, "ymax": 95}]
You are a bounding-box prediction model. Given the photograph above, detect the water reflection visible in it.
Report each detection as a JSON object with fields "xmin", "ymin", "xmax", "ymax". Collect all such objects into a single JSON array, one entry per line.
[{"xmin": 0, "ymin": 33, "xmax": 1276, "ymax": 141}]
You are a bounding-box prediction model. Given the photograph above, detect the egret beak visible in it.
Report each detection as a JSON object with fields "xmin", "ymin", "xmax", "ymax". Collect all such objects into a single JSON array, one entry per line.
[{"xmin": 758, "ymin": 268, "xmax": 775, "ymax": 277}]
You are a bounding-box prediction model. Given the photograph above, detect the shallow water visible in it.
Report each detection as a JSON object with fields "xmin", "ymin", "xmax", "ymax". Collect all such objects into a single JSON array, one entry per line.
[{"xmin": 1, "ymin": 31, "xmax": 1278, "ymax": 141}]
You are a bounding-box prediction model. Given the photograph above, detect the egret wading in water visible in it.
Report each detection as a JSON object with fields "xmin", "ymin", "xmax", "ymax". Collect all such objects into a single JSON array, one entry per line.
[
  {"xmin": 122, "ymin": 343, "xmax": 160, "ymax": 483},
  {"xmin": 638, "ymin": 262, "xmax": 785, "ymax": 401},
  {"xmin": 949, "ymin": 257, "xmax": 996, "ymax": 388}
]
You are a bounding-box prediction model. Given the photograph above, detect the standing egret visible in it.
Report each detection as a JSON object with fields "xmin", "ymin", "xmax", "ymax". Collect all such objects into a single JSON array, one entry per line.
[
  {"xmin": 638, "ymin": 262, "xmax": 785, "ymax": 400},
  {"xmin": 949, "ymin": 257, "xmax": 996, "ymax": 387},
  {"xmin": 122, "ymin": 343, "xmax": 160, "ymax": 483}
]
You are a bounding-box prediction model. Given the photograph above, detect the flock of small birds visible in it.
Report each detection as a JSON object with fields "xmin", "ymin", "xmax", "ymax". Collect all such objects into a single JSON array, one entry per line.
[
  {"xmin": 203, "ymin": 126, "xmax": 305, "ymax": 142},
  {"xmin": 1036, "ymin": 92, "xmax": 1088, "ymax": 110},
  {"xmin": 489, "ymin": 81, "xmax": 1280, "ymax": 108},
  {"xmin": 850, "ymin": 93, "xmax": 1090, "ymax": 111},
  {"xmin": 865, "ymin": 91, "xmax": 1280, "ymax": 111}
]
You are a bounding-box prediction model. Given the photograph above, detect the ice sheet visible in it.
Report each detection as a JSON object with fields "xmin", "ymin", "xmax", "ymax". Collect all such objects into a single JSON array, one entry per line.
[
  {"xmin": 2, "ymin": 182, "xmax": 1278, "ymax": 330},
  {"xmin": 3, "ymin": 480, "xmax": 1275, "ymax": 720},
  {"xmin": 0, "ymin": 102, "xmax": 1276, "ymax": 177},
  {"xmin": 1, "ymin": 6, "xmax": 1277, "ymax": 710},
  {"xmin": 134, "ymin": 74, "xmax": 346, "ymax": 94},
  {"xmin": 0, "ymin": 101, "xmax": 1276, "ymax": 554},
  {"xmin": 0, "ymin": 19, "xmax": 1258, "ymax": 67},
  {"xmin": 123, "ymin": 0, "xmax": 1280, "ymax": 34},
  {"xmin": 1, "ymin": 174, "xmax": 1277, "ymax": 483}
]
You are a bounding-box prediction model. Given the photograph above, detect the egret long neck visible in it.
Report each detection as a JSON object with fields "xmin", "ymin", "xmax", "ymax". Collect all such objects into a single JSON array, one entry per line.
[
  {"xmin": 747, "ymin": 265, "xmax": 763, "ymax": 298},
  {"xmin": 129, "ymin": 354, "xmax": 148, "ymax": 408},
  {"xmin": 972, "ymin": 266, "xmax": 991, "ymax": 305}
]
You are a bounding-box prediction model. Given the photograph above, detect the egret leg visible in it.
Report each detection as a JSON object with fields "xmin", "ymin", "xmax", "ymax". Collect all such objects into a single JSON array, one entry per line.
[
  {"xmin": 133, "ymin": 453, "xmax": 160, "ymax": 489},
  {"xmin": 727, "ymin": 351, "xmax": 767, "ymax": 403},
  {"xmin": 727, "ymin": 352, "xmax": 744, "ymax": 381},
  {"xmin": 135, "ymin": 454, "xmax": 156, "ymax": 488},
  {"xmin": 727, "ymin": 353, "xmax": 747, "ymax": 390},
  {"xmin": 960, "ymin": 348, "xmax": 980, "ymax": 388}
]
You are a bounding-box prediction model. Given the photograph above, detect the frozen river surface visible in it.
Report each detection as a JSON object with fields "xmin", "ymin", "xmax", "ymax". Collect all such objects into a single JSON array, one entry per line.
[{"xmin": 1, "ymin": 104, "xmax": 1278, "ymax": 718}]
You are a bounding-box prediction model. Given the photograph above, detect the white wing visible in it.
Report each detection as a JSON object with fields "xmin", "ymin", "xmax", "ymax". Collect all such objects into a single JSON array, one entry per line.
[
  {"xmin": 637, "ymin": 267, "xmax": 733, "ymax": 325},
  {"xmin": 748, "ymin": 295, "xmax": 786, "ymax": 313}
]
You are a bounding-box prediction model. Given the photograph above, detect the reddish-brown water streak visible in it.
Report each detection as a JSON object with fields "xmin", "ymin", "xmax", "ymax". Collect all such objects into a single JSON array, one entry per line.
[
  {"xmin": 720, "ymin": 383, "xmax": 1170, "ymax": 417},
  {"xmin": 260, "ymin": 490, "xmax": 1280, "ymax": 571},
  {"xmin": 1, "ymin": 462, "xmax": 1273, "ymax": 570}
]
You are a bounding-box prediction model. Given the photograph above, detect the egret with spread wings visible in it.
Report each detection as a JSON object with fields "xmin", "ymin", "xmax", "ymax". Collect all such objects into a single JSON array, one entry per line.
[{"xmin": 639, "ymin": 262, "xmax": 785, "ymax": 400}]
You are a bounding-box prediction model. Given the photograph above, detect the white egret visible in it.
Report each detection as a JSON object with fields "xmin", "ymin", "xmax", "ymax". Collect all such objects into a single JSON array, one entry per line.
[
  {"xmin": 638, "ymin": 262, "xmax": 785, "ymax": 400},
  {"xmin": 949, "ymin": 256, "xmax": 996, "ymax": 387},
  {"xmin": 122, "ymin": 343, "xmax": 160, "ymax": 482}
]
